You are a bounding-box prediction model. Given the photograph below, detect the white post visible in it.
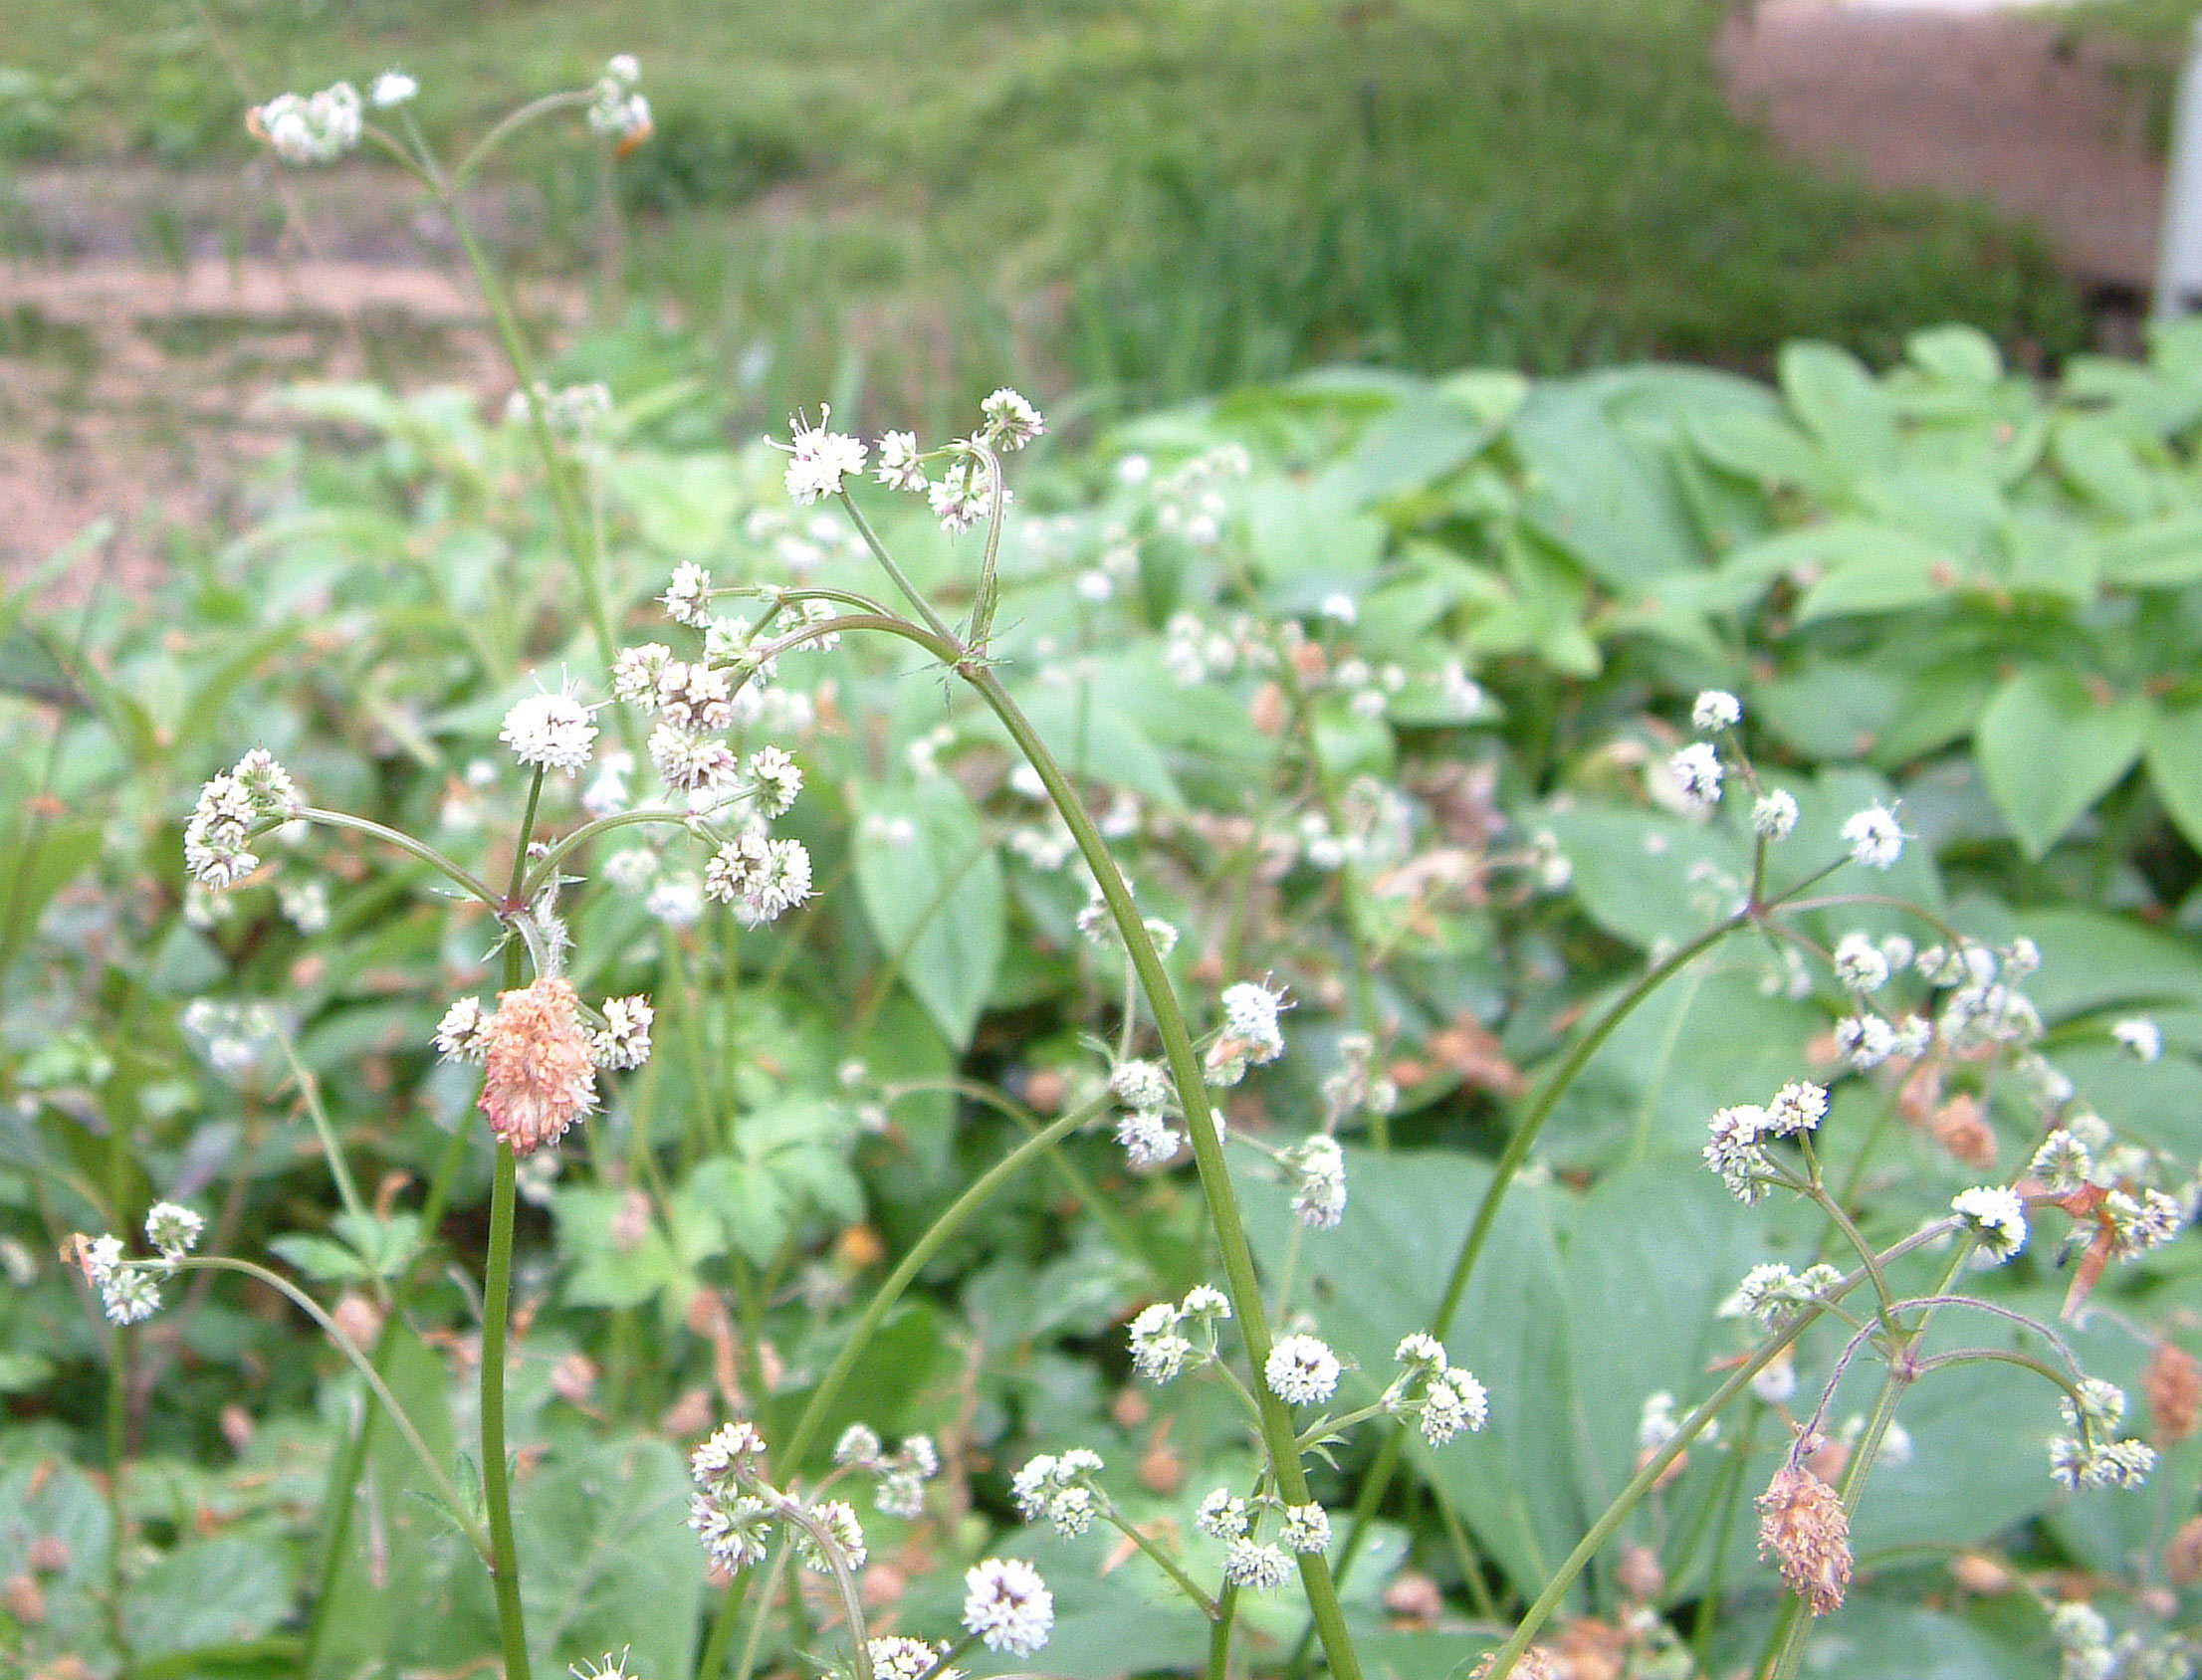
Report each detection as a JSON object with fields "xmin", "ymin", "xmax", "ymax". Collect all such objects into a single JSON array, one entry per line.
[{"xmin": 2153, "ymin": 14, "xmax": 2202, "ymax": 320}]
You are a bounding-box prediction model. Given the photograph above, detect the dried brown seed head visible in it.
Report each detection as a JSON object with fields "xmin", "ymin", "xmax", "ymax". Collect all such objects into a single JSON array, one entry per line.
[
  {"xmin": 1757, "ymin": 1464, "xmax": 1853, "ymax": 1616},
  {"xmin": 2144, "ymin": 1340, "xmax": 2201, "ymax": 1444},
  {"xmin": 478, "ymin": 976, "xmax": 597, "ymax": 1156}
]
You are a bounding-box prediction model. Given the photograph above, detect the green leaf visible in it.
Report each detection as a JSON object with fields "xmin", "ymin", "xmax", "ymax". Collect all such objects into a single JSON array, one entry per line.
[
  {"xmin": 1686, "ymin": 409, "xmax": 1831, "ymax": 493},
  {"xmin": 1540, "ymin": 805, "xmax": 1748, "ymax": 950},
  {"xmin": 852, "ymin": 777, "xmax": 1005, "ymax": 1048},
  {"xmin": 1008, "ymin": 679, "xmax": 1186, "ymax": 809},
  {"xmin": 1778, "ymin": 340, "xmax": 1896, "ymax": 473},
  {"xmin": 2146, "ymin": 700, "xmax": 2202, "ymax": 853},
  {"xmin": 1510, "ymin": 383, "xmax": 1700, "ymax": 589},
  {"xmin": 2098, "ymin": 512, "xmax": 2202, "ymax": 587},
  {"xmin": 123, "ymin": 1535, "xmax": 293, "ymax": 1658},
  {"xmin": 1975, "ymin": 669, "xmax": 2151, "ymax": 858},
  {"xmin": 1907, "ymin": 323, "xmax": 2004, "ymax": 386},
  {"xmin": 553, "ymin": 1184, "xmax": 686, "ymax": 1309}
]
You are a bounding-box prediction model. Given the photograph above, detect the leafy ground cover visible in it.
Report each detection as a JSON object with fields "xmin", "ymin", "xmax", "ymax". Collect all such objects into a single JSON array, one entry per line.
[
  {"xmin": 2, "ymin": 219, "xmax": 2201, "ymax": 1674},
  {"xmin": 2, "ymin": 0, "xmax": 2089, "ymax": 420}
]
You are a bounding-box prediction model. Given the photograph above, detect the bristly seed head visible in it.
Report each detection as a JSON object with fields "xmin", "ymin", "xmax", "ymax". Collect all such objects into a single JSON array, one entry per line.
[
  {"xmin": 478, "ymin": 976, "xmax": 598, "ymax": 1156},
  {"xmin": 1756, "ymin": 1464, "xmax": 1852, "ymax": 1616}
]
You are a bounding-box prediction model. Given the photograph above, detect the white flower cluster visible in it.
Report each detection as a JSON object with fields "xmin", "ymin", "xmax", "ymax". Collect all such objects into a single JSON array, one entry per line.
[
  {"xmin": 1319, "ymin": 1032, "xmax": 1398, "ymax": 1128},
  {"xmin": 1691, "ymin": 690, "xmax": 1742, "ymax": 733},
  {"xmin": 862, "ymin": 390, "xmax": 1043, "ymax": 534},
  {"xmin": 501, "ymin": 689, "xmax": 599, "ymax": 776},
  {"xmin": 1841, "ymin": 803, "xmax": 1905, "ymax": 870},
  {"xmin": 250, "ymin": 82, "xmax": 362, "ymax": 165},
  {"xmin": 185, "ymin": 749, "xmax": 303, "ymax": 890},
  {"xmin": 1263, "ymin": 1333, "xmax": 1342, "ymax": 1406},
  {"xmin": 688, "ymin": 1421, "xmax": 864, "ymax": 1579},
  {"xmin": 1009, "ymin": 1447, "xmax": 1105, "ymax": 1538},
  {"xmin": 1288, "ymin": 1136, "xmax": 1348, "ymax": 1229},
  {"xmin": 780, "ymin": 407, "xmax": 868, "ymax": 505},
  {"xmin": 1701, "ymin": 1081, "xmax": 1827, "ymax": 1201},
  {"xmin": 2112, "ymin": 1017, "xmax": 2163, "ymax": 1063},
  {"xmin": 1723, "ymin": 1261, "xmax": 1844, "ymax": 1332},
  {"xmin": 1206, "ymin": 979, "xmax": 1289, "ymax": 1086},
  {"xmin": 180, "ymin": 997, "xmax": 285, "ymax": 1080},
  {"xmin": 1950, "ymin": 1185, "xmax": 2028, "ymax": 1264},
  {"xmin": 830, "ymin": 1424, "xmax": 942, "ymax": 1518},
  {"xmin": 1391, "ymin": 1332, "xmax": 1490, "ymax": 1446},
  {"xmin": 868, "ymin": 1637, "xmax": 961, "ymax": 1680},
  {"xmin": 962, "ymin": 1557, "xmax": 1054, "ymax": 1655},
  {"xmin": 1111, "ymin": 1058, "xmax": 1181, "ymax": 1166},
  {"xmin": 74, "ymin": 1202, "xmax": 204, "ymax": 1325},
  {"xmin": 586, "ymin": 55, "xmax": 650, "ymax": 141},
  {"xmin": 1127, "ymin": 1284, "xmax": 1231, "ymax": 1383},
  {"xmin": 2048, "ymin": 1433, "xmax": 2157, "ymax": 1492}
]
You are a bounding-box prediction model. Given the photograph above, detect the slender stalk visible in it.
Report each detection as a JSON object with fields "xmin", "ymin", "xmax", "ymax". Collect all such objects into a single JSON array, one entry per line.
[
  {"xmin": 694, "ymin": 1100, "xmax": 1103, "ymax": 1678},
  {"xmin": 1206, "ymin": 1583, "xmax": 1241, "ymax": 1680},
  {"xmin": 1103, "ymin": 1509, "xmax": 1221, "ymax": 1618},
  {"xmin": 1313, "ymin": 912, "xmax": 1748, "ymax": 1621},
  {"xmin": 286, "ymin": 807, "xmax": 504, "ymax": 909},
  {"xmin": 836, "ymin": 494, "xmax": 964, "ymax": 651},
  {"xmin": 480, "ymin": 1143, "xmax": 532, "ymax": 1680},
  {"xmin": 732, "ymin": 1540, "xmax": 795, "ymax": 1680},
  {"xmin": 965, "ymin": 664, "xmax": 1367, "ymax": 1680},
  {"xmin": 176, "ymin": 1257, "xmax": 484, "ymax": 1552}
]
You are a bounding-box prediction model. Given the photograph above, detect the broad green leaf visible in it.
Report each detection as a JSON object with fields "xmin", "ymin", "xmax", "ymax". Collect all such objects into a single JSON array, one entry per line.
[
  {"xmin": 1540, "ymin": 804, "xmax": 1748, "ymax": 950},
  {"xmin": 1779, "ymin": 340, "xmax": 1896, "ymax": 472},
  {"xmin": 1240, "ymin": 1149, "xmax": 1578, "ymax": 1600},
  {"xmin": 122, "ymin": 1534, "xmax": 293, "ymax": 1658},
  {"xmin": 1794, "ymin": 552, "xmax": 1959, "ymax": 623},
  {"xmin": 1716, "ymin": 1601, "xmax": 2047, "ymax": 1680},
  {"xmin": 1907, "ymin": 323, "xmax": 2004, "ymax": 386},
  {"xmin": 0, "ymin": 1452, "xmax": 115, "ymax": 1671},
  {"xmin": 553, "ymin": 1184, "xmax": 686, "ymax": 1309},
  {"xmin": 2098, "ymin": 513, "xmax": 2202, "ymax": 587},
  {"xmin": 1510, "ymin": 383, "xmax": 1700, "ymax": 589},
  {"xmin": 1009, "ymin": 679, "xmax": 1186, "ymax": 809},
  {"xmin": 1975, "ymin": 669, "xmax": 2151, "ymax": 859},
  {"xmin": 2146, "ymin": 700, "xmax": 2202, "ymax": 853},
  {"xmin": 1241, "ymin": 475, "xmax": 1386, "ymax": 586},
  {"xmin": 2054, "ymin": 412, "xmax": 2160, "ymax": 519},
  {"xmin": 852, "ymin": 777, "xmax": 1005, "ymax": 1048},
  {"xmin": 1686, "ymin": 409, "xmax": 1832, "ymax": 493}
]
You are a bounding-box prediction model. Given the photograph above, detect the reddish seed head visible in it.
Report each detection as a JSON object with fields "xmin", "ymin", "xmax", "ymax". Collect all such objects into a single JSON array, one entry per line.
[
  {"xmin": 1758, "ymin": 1464, "xmax": 1853, "ymax": 1616},
  {"xmin": 478, "ymin": 976, "xmax": 597, "ymax": 1155}
]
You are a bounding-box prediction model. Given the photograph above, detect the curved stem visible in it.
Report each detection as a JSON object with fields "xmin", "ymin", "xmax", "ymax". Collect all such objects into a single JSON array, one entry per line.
[
  {"xmin": 694, "ymin": 1100, "xmax": 1101, "ymax": 1678},
  {"xmin": 450, "ymin": 90, "xmax": 595, "ymax": 188},
  {"xmin": 1207, "ymin": 1582, "xmax": 1241, "ymax": 1680},
  {"xmin": 286, "ymin": 807, "xmax": 503, "ymax": 909},
  {"xmin": 838, "ymin": 493, "xmax": 964, "ymax": 651},
  {"xmin": 965, "ymin": 663, "xmax": 1367, "ymax": 1680},
  {"xmin": 175, "ymin": 1257, "xmax": 485, "ymax": 1555},
  {"xmin": 1315, "ymin": 911, "xmax": 1747, "ymax": 1616},
  {"xmin": 522, "ymin": 805, "xmax": 699, "ymax": 901},
  {"xmin": 1102, "ymin": 1508, "xmax": 1220, "ymax": 1618}
]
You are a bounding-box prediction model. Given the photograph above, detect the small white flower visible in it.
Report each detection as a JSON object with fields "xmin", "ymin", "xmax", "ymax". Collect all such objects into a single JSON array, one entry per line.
[
  {"xmin": 501, "ymin": 691, "xmax": 598, "ymax": 775},
  {"xmin": 1115, "ymin": 1107, "xmax": 1181, "ymax": 1167},
  {"xmin": 1835, "ymin": 1014, "xmax": 1897, "ymax": 1070},
  {"xmin": 1222, "ymin": 1539, "xmax": 1293, "ymax": 1590},
  {"xmin": 2104, "ymin": 1187, "xmax": 2184, "ymax": 1257},
  {"xmin": 1691, "ymin": 690, "xmax": 1742, "ymax": 732},
  {"xmin": 251, "ymin": 83, "xmax": 362, "ymax": 165},
  {"xmin": 1129, "ymin": 1302, "xmax": 1193, "ymax": 1382},
  {"xmin": 747, "ymin": 746, "xmax": 803, "ymax": 818},
  {"xmin": 144, "ymin": 1202, "xmax": 204, "ymax": 1260},
  {"xmin": 1951, "ymin": 1185, "xmax": 2028, "ymax": 1264},
  {"xmin": 875, "ymin": 430, "xmax": 929, "ymax": 493},
  {"xmin": 690, "ymin": 1420, "xmax": 769, "ymax": 1491},
  {"xmin": 868, "ymin": 1638, "xmax": 954, "ymax": 1680},
  {"xmin": 962, "ymin": 1558, "xmax": 1053, "ymax": 1656},
  {"xmin": 589, "ymin": 995, "xmax": 654, "ymax": 1071},
  {"xmin": 1419, "ymin": 1367, "xmax": 1489, "ymax": 1445},
  {"xmin": 781, "ymin": 406, "xmax": 868, "ymax": 505},
  {"xmin": 791, "ymin": 1499, "xmax": 866, "ymax": 1573},
  {"xmin": 2028, "ymin": 1130, "xmax": 2092, "ymax": 1195},
  {"xmin": 688, "ymin": 1491, "xmax": 773, "ymax": 1574},
  {"xmin": 1219, "ymin": 979, "xmax": 1289, "ymax": 1064},
  {"xmin": 102, "ymin": 1268, "xmax": 162, "ymax": 1325},
  {"xmin": 1751, "ymin": 789, "xmax": 1800, "ymax": 841},
  {"xmin": 1318, "ymin": 593, "xmax": 1358, "ymax": 626},
  {"xmin": 1288, "ymin": 1136, "xmax": 1347, "ymax": 1229},
  {"xmin": 1196, "ymin": 1489, "xmax": 1248, "ymax": 1539},
  {"xmin": 1110, "ymin": 1060, "xmax": 1171, "ymax": 1113},
  {"xmin": 434, "ymin": 997, "xmax": 491, "ymax": 1062},
  {"xmin": 1763, "ymin": 1081, "xmax": 1828, "ymax": 1138},
  {"xmin": 1669, "ymin": 742, "xmax": 1723, "ymax": 807},
  {"xmin": 1703, "ymin": 1104, "xmax": 1772, "ymax": 1201},
  {"xmin": 369, "ymin": 70, "xmax": 417, "ymax": 107},
  {"xmin": 1832, "ymin": 933, "xmax": 1890, "ymax": 994},
  {"xmin": 1842, "ymin": 803, "xmax": 1905, "ymax": 870},
  {"xmin": 661, "ymin": 562, "xmax": 714, "ymax": 627},
  {"xmin": 2060, "ymin": 1377, "xmax": 2126, "ymax": 1435},
  {"xmin": 835, "ymin": 1423, "xmax": 883, "ymax": 1467},
  {"xmin": 1394, "ymin": 1333, "xmax": 1447, "ymax": 1371},
  {"xmin": 703, "ymin": 834, "xmax": 812, "ymax": 925},
  {"xmin": 2111, "ymin": 1018, "xmax": 2163, "ymax": 1063},
  {"xmin": 1264, "ymin": 1334, "xmax": 1341, "ymax": 1405},
  {"xmin": 979, "ymin": 388, "xmax": 1044, "ymax": 452}
]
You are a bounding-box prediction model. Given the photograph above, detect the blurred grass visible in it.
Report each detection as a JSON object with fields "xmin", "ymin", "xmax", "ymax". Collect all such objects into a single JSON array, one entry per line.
[{"xmin": 2, "ymin": 0, "xmax": 2091, "ymax": 423}]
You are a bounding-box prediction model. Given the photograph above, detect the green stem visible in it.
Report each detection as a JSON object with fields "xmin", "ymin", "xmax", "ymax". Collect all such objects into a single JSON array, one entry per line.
[
  {"xmin": 480, "ymin": 1143, "xmax": 532, "ymax": 1680},
  {"xmin": 1104, "ymin": 1508, "xmax": 1221, "ymax": 1618},
  {"xmin": 694, "ymin": 1100, "xmax": 1100, "ymax": 1679},
  {"xmin": 837, "ymin": 494, "xmax": 964, "ymax": 652},
  {"xmin": 1206, "ymin": 1583, "xmax": 1240, "ymax": 1680},
  {"xmin": 965, "ymin": 663, "xmax": 1366, "ymax": 1680},
  {"xmin": 1315, "ymin": 912, "xmax": 1746, "ymax": 1621},
  {"xmin": 285, "ymin": 806, "xmax": 503, "ymax": 909},
  {"xmin": 176, "ymin": 1257, "xmax": 484, "ymax": 1553}
]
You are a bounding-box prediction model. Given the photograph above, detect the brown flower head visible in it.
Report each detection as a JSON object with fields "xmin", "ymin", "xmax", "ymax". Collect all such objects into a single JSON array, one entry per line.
[
  {"xmin": 478, "ymin": 976, "xmax": 597, "ymax": 1155},
  {"xmin": 2166, "ymin": 1514, "xmax": 2202, "ymax": 1587},
  {"xmin": 2144, "ymin": 1340, "xmax": 2201, "ymax": 1445},
  {"xmin": 1757, "ymin": 1464, "xmax": 1853, "ymax": 1616},
  {"xmin": 1468, "ymin": 1648, "xmax": 1558, "ymax": 1680}
]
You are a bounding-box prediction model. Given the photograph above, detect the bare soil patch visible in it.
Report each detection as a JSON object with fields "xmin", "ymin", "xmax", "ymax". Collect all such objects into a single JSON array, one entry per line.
[{"xmin": 1721, "ymin": 0, "xmax": 2165, "ymax": 289}]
